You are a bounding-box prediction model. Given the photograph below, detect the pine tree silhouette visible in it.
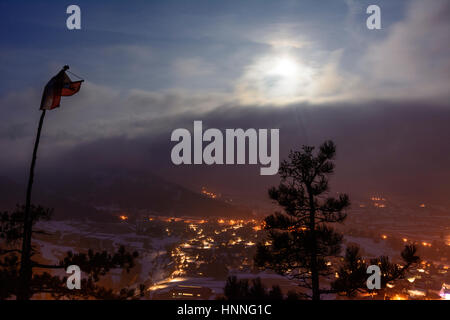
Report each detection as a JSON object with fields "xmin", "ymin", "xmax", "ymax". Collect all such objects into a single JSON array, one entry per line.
[
  {"xmin": 223, "ymin": 276, "xmax": 286, "ymax": 300},
  {"xmin": 332, "ymin": 244, "xmax": 419, "ymax": 298},
  {"xmin": 255, "ymin": 141, "xmax": 349, "ymax": 300},
  {"xmin": 254, "ymin": 141, "xmax": 420, "ymax": 300},
  {"xmin": 0, "ymin": 205, "xmax": 139, "ymax": 300}
]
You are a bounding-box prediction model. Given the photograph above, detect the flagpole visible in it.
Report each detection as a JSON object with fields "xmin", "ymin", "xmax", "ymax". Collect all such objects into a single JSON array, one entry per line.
[
  {"xmin": 17, "ymin": 65, "xmax": 81, "ymax": 300},
  {"xmin": 18, "ymin": 109, "xmax": 46, "ymax": 300}
]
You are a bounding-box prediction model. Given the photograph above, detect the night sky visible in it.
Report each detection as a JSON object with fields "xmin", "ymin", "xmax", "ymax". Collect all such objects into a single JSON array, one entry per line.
[{"xmin": 0, "ymin": 0, "xmax": 449, "ymax": 207}]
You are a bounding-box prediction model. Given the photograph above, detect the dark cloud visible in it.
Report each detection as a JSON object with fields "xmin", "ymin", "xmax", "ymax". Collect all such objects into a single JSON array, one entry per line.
[{"xmin": 5, "ymin": 100, "xmax": 448, "ymax": 209}]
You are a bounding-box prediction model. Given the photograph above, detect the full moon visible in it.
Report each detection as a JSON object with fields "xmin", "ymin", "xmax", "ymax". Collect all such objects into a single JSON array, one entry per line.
[
  {"xmin": 269, "ymin": 56, "xmax": 300, "ymax": 78},
  {"xmin": 237, "ymin": 54, "xmax": 315, "ymax": 104}
]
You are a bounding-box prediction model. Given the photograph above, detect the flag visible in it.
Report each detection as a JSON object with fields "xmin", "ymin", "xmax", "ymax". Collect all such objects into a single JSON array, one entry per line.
[{"xmin": 40, "ymin": 68, "xmax": 83, "ymax": 110}]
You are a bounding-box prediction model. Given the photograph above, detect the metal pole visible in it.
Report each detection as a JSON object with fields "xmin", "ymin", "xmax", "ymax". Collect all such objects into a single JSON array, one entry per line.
[{"xmin": 18, "ymin": 109, "xmax": 46, "ymax": 300}]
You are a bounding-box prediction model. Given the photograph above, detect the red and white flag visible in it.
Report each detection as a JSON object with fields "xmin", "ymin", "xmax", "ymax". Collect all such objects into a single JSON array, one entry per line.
[{"xmin": 40, "ymin": 68, "xmax": 83, "ymax": 110}]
